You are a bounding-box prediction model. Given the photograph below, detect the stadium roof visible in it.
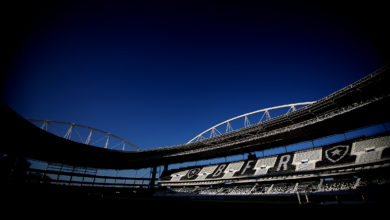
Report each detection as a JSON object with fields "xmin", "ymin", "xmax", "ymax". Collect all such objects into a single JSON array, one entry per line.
[{"xmin": 2, "ymin": 66, "xmax": 390, "ymax": 169}]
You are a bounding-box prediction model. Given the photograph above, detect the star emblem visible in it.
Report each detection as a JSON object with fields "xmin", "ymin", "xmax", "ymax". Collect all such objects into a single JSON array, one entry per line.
[
  {"xmin": 325, "ymin": 145, "xmax": 349, "ymax": 163},
  {"xmin": 186, "ymin": 168, "xmax": 200, "ymax": 179},
  {"xmin": 331, "ymin": 148, "xmax": 342, "ymax": 156}
]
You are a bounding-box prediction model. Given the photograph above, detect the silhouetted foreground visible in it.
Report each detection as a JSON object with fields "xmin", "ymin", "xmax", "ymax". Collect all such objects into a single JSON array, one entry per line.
[{"xmin": 1, "ymin": 181, "xmax": 389, "ymax": 217}]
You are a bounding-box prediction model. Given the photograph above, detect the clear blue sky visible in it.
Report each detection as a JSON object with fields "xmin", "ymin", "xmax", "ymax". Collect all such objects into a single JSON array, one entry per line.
[{"xmin": 1, "ymin": 1, "xmax": 389, "ymax": 150}]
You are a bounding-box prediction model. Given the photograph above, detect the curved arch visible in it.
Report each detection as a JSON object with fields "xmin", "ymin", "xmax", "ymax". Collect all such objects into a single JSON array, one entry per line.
[
  {"xmin": 28, "ymin": 119, "xmax": 140, "ymax": 151},
  {"xmin": 187, "ymin": 101, "xmax": 315, "ymax": 144}
]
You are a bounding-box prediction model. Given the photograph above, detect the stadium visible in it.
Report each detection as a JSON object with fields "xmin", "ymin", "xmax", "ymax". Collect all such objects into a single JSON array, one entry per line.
[{"xmin": 1, "ymin": 65, "xmax": 390, "ymax": 211}]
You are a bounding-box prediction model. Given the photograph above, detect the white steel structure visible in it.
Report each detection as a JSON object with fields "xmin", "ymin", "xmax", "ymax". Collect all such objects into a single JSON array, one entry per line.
[
  {"xmin": 187, "ymin": 102, "xmax": 315, "ymax": 144},
  {"xmin": 28, "ymin": 119, "xmax": 140, "ymax": 151}
]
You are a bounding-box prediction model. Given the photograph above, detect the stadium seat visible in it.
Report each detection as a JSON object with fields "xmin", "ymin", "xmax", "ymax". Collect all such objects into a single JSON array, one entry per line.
[
  {"xmin": 352, "ymin": 136, "xmax": 390, "ymax": 163},
  {"xmin": 222, "ymin": 161, "xmax": 244, "ymax": 179},
  {"xmin": 292, "ymin": 148, "xmax": 322, "ymax": 171},
  {"xmin": 253, "ymin": 156, "xmax": 277, "ymax": 175},
  {"xmin": 194, "ymin": 165, "xmax": 218, "ymax": 181}
]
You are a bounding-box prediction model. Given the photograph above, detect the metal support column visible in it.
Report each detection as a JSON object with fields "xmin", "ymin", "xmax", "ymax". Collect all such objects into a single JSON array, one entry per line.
[
  {"xmin": 149, "ymin": 166, "xmax": 157, "ymax": 189},
  {"xmin": 305, "ymin": 192, "xmax": 309, "ymax": 203},
  {"xmin": 296, "ymin": 192, "xmax": 301, "ymax": 205}
]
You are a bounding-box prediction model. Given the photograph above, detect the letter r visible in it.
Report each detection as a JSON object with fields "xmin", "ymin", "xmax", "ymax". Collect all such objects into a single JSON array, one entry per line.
[{"xmin": 277, "ymin": 155, "xmax": 290, "ymax": 171}]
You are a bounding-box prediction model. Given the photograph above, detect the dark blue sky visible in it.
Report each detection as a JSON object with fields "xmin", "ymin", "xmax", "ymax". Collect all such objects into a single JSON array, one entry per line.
[{"xmin": 1, "ymin": 1, "xmax": 389, "ymax": 149}]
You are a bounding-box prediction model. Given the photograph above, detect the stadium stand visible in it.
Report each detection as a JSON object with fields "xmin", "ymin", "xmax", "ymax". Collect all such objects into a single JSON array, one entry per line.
[
  {"xmin": 222, "ymin": 161, "xmax": 244, "ymax": 179},
  {"xmin": 195, "ymin": 165, "xmax": 219, "ymax": 181},
  {"xmin": 293, "ymin": 148, "xmax": 322, "ymax": 171},
  {"xmin": 296, "ymin": 181, "xmax": 319, "ymax": 193},
  {"xmin": 253, "ymin": 157, "xmax": 277, "ymax": 175},
  {"xmin": 320, "ymin": 178, "xmax": 357, "ymax": 192},
  {"xmin": 159, "ymin": 134, "xmax": 390, "ymax": 184},
  {"xmin": 352, "ymin": 136, "xmax": 390, "ymax": 163},
  {"xmin": 156, "ymin": 133, "xmax": 390, "ymax": 206},
  {"xmin": 160, "ymin": 173, "xmax": 390, "ymax": 197}
]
